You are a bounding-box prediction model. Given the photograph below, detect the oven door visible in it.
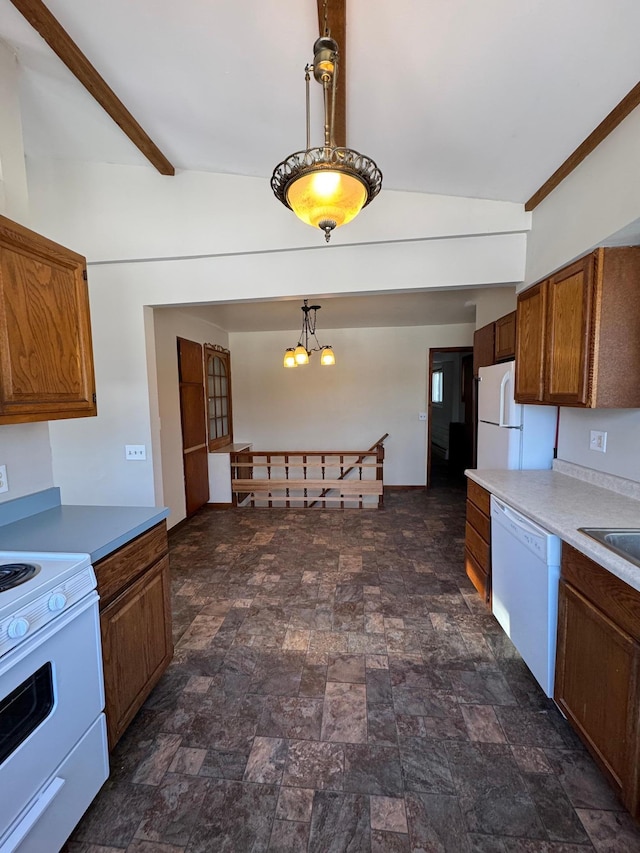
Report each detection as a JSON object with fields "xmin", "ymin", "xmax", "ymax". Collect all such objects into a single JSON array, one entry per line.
[{"xmin": 0, "ymin": 592, "xmax": 105, "ymax": 842}]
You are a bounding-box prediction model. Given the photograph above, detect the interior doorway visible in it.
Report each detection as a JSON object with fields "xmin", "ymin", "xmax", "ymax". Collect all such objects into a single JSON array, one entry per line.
[{"xmin": 427, "ymin": 347, "xmax": 474, "ymax": 488}]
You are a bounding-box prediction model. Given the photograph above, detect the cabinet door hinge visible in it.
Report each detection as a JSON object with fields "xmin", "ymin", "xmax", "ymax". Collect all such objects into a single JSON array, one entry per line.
[
  {"xmin": 92, "ymin": 392, "xmax": 97, "ymax": 404},
  {"xmin": 83, "ymin": 269, "xmax": 88, "ymax": 281}
]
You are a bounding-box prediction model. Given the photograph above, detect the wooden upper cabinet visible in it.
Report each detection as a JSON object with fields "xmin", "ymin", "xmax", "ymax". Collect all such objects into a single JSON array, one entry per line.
[
  {"xmin": 473, "ymin": 322, "xmax": 495, "ymax": 377},
  {"xmin": 0, "ymin": 215, "xmax": 96, "ymax": 424},
  {"xmin": 515, "ymin": 281, "xmax": 547, "ymax": 403},
  {"xmin": 515, "ymin": 247, "xmax": 640, "ymax": 408},
  {"xmin": 494, "ymin": 311, "xmax": 516, "ymax": 362},
  {"xmin": 545, "ymin": 255, "xmax": 595, "ymax": 406}
]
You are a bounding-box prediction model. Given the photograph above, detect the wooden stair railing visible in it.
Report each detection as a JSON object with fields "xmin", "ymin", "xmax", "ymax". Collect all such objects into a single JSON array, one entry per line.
[{"xmin": 231, "ymin": 436, "xmax": 388, "ymax": 509}]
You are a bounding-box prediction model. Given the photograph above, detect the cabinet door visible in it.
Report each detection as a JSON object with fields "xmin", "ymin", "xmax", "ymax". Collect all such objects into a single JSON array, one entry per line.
[
  {"xmin": 545, "ymin": 255, "xmax": 595, "ymax": 406},
  {"xmin": 494, "ymin": 311, "xmax": 516, "ymax": 362},
  {"xmin": 100, "ymin": 555, "xmax": 173, "ymax": 749},
  {"xmin": 473, "ymin": 323, "xmax": 495, "ymax": 376},
  {"xmin": 515, "ymin": 282, "xmax": 547, "ymax": 402},
  {"xmin": 555, "ymin": 579, "xmax": 640, "ymax": 812},
  {"xmin": 0, "ymin": 216, "xmax": 96, "ymax": 424}
]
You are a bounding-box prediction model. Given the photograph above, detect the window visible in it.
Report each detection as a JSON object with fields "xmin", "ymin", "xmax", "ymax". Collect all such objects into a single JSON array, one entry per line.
[
  {"xmin": 432, "ymin": 368, "xmax": 444, "ymax": 405},
  {"xmin": 204, "ymin": 344, "xmax": 233, "ymax": 450}
]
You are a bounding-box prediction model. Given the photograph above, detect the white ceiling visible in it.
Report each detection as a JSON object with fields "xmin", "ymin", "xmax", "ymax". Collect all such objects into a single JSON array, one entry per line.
[
  {"xmin": 2, "ymin": 0, "xmax": 640, "ymax": 204},
  {"xmin": 1, "ymin": 1, "xmax": 639, "ymax": 331},
  {"xmin": 172, "ymin": 288, "xmax": 493, "ymax": 332}
]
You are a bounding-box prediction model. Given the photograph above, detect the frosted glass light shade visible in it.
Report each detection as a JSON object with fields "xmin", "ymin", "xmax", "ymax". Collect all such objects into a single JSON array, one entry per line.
[
  {"xmin": 287, "ymin": 170, "xmax": 367, "ymax": 229},
  {"xmin": 283, "ymin": 348, "xmax": 297, "ymax": 368},
  {"xmin": 294, "ymin": 345, "xmax": 309, "ymax": 365},
  {"xmin": 320, "ymin": 346, "xmax": 335, "ymax": 366}
]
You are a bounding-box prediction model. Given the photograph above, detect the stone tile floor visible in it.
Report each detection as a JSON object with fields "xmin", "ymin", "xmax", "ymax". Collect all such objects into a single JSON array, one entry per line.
[{"xmin": 65, "ymin": 486, "xmax": 640, "ymax": 852}]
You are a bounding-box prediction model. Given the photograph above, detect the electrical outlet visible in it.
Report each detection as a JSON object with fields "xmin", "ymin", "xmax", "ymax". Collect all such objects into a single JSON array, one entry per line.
[
  {"xmin": 418, "ymin": 412, "xmax": 427, "ymax": 421},
  {"xmin": 125, "ymin": 445, "xmax": 146, "ymax": 461},
  {"xmin": 589, "ymin": 430, "xmax": 607, "ymax": 453},
  {"xmin": 0, "ymin": 464, "xmax": 7, "ymax": 494}
]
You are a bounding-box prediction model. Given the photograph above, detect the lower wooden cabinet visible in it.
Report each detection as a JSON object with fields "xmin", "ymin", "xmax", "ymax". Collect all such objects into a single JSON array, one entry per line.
[
  {"xmin": 465, "ymin": 480, "xmax": 491, "ymax": 607},
  {"xmin": 555, "ymin": 545, "xmax": 640, "ymax": 817},
  {"xmin": 95, "ymin": 522, "xmax": 173, "ymax": 750}
]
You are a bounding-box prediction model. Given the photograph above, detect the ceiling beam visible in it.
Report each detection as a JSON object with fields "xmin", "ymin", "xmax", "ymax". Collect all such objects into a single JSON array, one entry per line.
[
  {"xmin": 525, "ymin": 80, "xmax": 640, "ymax": 211},
  {"xmin": 317, "ymin": 0, "xmax": 346, "ymax": 148},
  {"xmin": 9, "ymin": 0, "xmax": 175, "ymax": 176}
]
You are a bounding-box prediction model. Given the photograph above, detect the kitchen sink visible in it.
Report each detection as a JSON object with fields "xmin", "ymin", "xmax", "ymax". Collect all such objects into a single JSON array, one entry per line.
[{"xmin": 579, "ymin": 528, "xmax": 640, "ymax": 569}]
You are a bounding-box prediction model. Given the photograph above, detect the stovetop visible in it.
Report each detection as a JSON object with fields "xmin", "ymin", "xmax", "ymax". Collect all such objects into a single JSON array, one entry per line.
[{"xmin": 0, "ymin": 551, "xmax": 96, "ymax": 655}]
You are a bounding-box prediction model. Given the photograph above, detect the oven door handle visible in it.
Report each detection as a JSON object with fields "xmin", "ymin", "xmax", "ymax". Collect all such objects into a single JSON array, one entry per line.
[{"xmin": 0, "ymin": 776, "xmax": 65, "ymax": 853}]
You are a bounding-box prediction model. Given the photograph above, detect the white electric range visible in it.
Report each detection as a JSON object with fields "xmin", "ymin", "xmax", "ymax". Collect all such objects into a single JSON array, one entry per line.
[{"xmin": 0, "ymin": 551, "xmax": 109, "ymax": 853}]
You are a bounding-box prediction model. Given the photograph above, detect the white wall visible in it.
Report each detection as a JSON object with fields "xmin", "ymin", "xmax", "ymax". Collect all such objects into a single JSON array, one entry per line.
[
  {"xmin": 230, "ymin": 324, "xmax": 474, "ymax": 487},
  {"xmin": 22, "ymin": 156, "xmax": 529, "ymax": 508},
  {"xmin": 557, "ymin": 409, "xmax": 640, "ymax": 484},
  {"xmin": 0, "ymin": 423, "xmax": 53, "ymax": 502},
  {"xmin": 525, "ymin": 104, "xmax": 640, "ymax": 287},
  {"xmin": 153, "ymin": 307, "xmax": 228, "ymax": 526},
  {"xmin": 473, "ymin": 286, "xmax": 517, "ymax": 329},
  {"xmin": 0, "ymin": 40, "xmax": 28, "ymax": 223}
]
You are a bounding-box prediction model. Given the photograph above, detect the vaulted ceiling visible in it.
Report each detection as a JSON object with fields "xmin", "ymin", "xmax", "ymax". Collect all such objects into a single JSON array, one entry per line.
[
  {"xmin": 1, "ymin": 1, "xmax": 639, "ymax": 330},
  {"xmin": 2, "ymin": 0, "xmax": 639, "ymax": 205}
]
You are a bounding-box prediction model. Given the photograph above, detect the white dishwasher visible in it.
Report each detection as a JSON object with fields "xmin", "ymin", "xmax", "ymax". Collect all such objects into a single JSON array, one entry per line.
[{"xmin": 490, "ymin": 496, "xmax": 561, "ymax": 697}]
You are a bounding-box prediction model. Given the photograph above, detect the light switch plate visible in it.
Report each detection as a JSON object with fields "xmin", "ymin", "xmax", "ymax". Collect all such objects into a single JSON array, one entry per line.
[
  {"xmin": 419, "ymin": 412, "xmax": 427, "ymax": 421},
  {"xmin": 589, "ymin": 430, "xmax": 607, "ymax": 453}
]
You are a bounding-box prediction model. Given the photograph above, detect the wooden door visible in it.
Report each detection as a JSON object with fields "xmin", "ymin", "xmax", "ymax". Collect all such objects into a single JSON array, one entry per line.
[
  {"xmin": 555, "ymin": 579, "xmax": 640, "ymax": 810},
  {"xmin": 515, "ymin": 281, "xmax": 547, "ymax": 403},
  {"xmin": 177, "ymin": 337, "xmax": 209, "ymax": 516},
  {"xmin": 100, "ymin": 555, "xmax": 172, "ymax": 749},
  {"xmin": 0, "ymin": 215, "xmax": 96, "ymax": 424},
  {"xmin": 545, "ymin": 255, "xmax": 595, "ymax": 406}
]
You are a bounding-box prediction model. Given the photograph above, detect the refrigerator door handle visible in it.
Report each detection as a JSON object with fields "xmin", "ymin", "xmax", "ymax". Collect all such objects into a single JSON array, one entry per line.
[{"xmin": 498, "ymin": 371, "xmax": 510, "ymax": 427}]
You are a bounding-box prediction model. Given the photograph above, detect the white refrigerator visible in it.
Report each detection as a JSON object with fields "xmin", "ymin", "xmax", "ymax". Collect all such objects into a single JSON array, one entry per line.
[{"xmin": 477, "ymin": 362, "xmax": 557, "ymax": 469}]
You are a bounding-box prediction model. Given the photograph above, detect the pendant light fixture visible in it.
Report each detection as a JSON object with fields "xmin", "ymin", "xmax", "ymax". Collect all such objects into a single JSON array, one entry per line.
[
  {"xmin": 283, "ymin": 300, "xmax": 335, "ymax": 367},
  {"xmin": 271, "ymin": 2, "xmax": 382, "ymax": 243}
]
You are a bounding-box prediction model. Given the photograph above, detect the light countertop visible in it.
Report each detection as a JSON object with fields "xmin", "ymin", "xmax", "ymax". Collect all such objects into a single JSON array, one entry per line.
[{"xmin": 465, "ymin": 463, "xmax": 640, "ymax": 592}]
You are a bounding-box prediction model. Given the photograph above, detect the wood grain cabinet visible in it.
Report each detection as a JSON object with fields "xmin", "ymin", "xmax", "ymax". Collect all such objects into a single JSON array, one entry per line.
[
  {"xmin": 473, "ymin": 322, "xmax": 495, "ymax": 377},
  {"xmin": 464, "ymin": 480, "xmax": 491, "ymax": 607},
  {"xmin": 494, "ymin": 311, "xmax": 516, "ymax": 362},
  {"xmin": 95, "ymin": 522, "xmax": 173, "ymax": 750},
  {"xmin": 515, "ymin": 247, "xmax": 640, "ymax": 407},
  {"xmin": 0, "ymin": 215, "xmax": 96, "ymax": 424},
  {"xmin": 555, "ymin": 545, "xmax": 640, "ymax": 817}
]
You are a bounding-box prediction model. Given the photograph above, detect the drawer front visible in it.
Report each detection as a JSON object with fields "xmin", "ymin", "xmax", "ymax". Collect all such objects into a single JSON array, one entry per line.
[
  {"xmin": 465, "ymin": 547, "xmax": 489, "ymax": 603},
  {"xmin": 466, "ymin": 499, "xmax": 490, "ymax": 542},
  {"xmin": 95, "ymin": 522, "xmax": 168, "ymax": 606},
  {"xmin": 467, "ymin": 480, "xmax": 490, "ymax": 515},
  {"xmin": 562, "ymin": 544, "xmax": 640, "ymax": 642},
  {"xmin": 465, "ymin": 521, "xmax": 490, "ymax": 571}
]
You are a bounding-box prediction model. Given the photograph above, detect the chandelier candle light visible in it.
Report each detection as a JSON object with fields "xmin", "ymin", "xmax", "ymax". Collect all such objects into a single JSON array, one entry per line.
[
  {"xmin": 283, "ymin": 300, "xmax": 335, "ymax": 367},
  {"xmin": 271, "ymin": 8, "xmax": 382, "ymax": 242}
]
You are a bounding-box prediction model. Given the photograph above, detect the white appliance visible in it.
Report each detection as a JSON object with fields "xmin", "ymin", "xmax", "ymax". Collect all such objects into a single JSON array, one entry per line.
[
  {"xmin": 491, "ymin": 497, "xmax": 561, "ymax": 697},
  {"xmin": 0, "ymin": 551, "xmax": 109, "ymax": 853},
  {"xmin": 477, "ymin": 362, "xmax": 557, "ymax": 469}
]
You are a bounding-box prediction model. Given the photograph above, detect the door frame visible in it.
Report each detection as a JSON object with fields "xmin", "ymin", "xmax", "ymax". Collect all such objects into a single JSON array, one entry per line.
[{"xmin": 426, "ymin": 346, "xmax": 473, "ymax": 488}]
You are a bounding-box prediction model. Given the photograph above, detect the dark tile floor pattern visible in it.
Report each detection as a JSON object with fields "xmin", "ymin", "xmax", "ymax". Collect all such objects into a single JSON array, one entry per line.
[{"xmin": 65, "ymin": 487, "xmax": 640, "ymax": 852}]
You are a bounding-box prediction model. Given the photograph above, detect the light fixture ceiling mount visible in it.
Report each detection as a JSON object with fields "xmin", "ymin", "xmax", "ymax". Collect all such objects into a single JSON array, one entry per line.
[
  {"xmin": 271, "ymin": 6, "xmax": 382, "ymax": 242},
  {"xmin": 283, "ymin": 300, "xmax": 335, "ymax": 367}
]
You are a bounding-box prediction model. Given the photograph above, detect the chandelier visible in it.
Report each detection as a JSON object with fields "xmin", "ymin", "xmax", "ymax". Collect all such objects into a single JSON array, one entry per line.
[
  {"xmin": 271, "ymin": 6, "xmax": 382, "ymax": 243},
  {"xmin": 283, "ymin": 300, "xmax": 335, "ymax": 367}
]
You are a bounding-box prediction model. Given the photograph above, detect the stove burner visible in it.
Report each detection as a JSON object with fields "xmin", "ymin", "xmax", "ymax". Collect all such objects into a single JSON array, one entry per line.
[{"xmin": 0, "ymin": 563, "xmax": 41, "ymax": 593}]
